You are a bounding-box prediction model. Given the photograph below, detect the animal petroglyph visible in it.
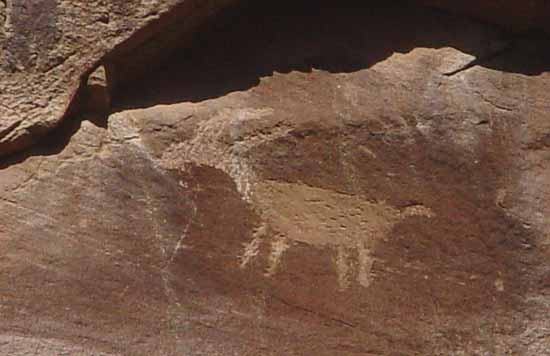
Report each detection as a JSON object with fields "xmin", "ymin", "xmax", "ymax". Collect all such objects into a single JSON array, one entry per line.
[
  {"xmin": 243, "ymin": 181, "xmax": 434, "ymax": 290},
  {"xmin": 161, "ymin": 106, "xmax": 434, "ymax": 290}
]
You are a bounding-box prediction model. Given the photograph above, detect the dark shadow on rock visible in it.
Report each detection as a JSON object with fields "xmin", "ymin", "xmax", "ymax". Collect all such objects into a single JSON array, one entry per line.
[
  {"xmin": 112, "ymin": 0, "xmax": 550, "ymax": 112},
  {"xmin": 0, "ymin": 114, "xmax": 108, "ymax": 170},
  {"xmin": 486, "ymin": 36, "xmax": 550, "ymax": 75},
  {"xmin": 2, "ymin": 0, "xmax": 549, "ymax": 169}
]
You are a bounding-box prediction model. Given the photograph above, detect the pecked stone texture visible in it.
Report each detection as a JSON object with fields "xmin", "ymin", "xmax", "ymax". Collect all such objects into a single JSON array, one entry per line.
[{"xmin": 0, "ymin": 0, "xmax": 550, "ymax": 355}]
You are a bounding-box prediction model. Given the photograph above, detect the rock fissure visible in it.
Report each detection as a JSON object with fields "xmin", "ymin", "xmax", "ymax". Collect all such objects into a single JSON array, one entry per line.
[{"xmin": 270, "ymin": 294, "xmax": 358, "ymax": 329}]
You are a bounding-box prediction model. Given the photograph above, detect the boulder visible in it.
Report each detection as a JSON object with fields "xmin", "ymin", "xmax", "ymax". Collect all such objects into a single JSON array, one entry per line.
[{"xmin": 0, "ymin": 0, "xmax": 237, "ymax": 156}]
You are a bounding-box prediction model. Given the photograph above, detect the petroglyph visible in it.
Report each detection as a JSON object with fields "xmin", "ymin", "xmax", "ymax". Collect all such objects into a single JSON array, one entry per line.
[
  {"xmin": 265, "ymin": 234, "xmax": 291, "ymax": 277},
  {"xmin": 161, "ymin": 107, "xmax": 289, "ymax": 201},
  {"xmin": 239, "ymin": 223, "xmax": 266, "ymax": 268},
  {"xmin": 248, "ymin": 181, "xmax": 434, "ymax": 290},
  {"xmin": 160, "ymin": 106, "xmax": 434, "ymax": 290}
]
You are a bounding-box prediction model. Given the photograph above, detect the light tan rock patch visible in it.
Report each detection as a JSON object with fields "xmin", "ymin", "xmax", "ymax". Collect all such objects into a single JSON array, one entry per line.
[{"xmin": 247, "ymin": 181, "xmax": 434, "ymax": 289}]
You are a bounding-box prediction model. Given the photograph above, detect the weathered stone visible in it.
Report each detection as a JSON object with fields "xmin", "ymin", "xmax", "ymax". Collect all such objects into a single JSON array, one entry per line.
[
  {"xmin": 0, "ymin": 0, "xmax": 549, "ymax": 159},
  {"xmin": 82, "ymin": 65, "xmax": 111, "ymax": 114},
  {"xmin": 0, "ymin": 0, "xmax": 549, "ymax": 355},
  {"xmin": 0, "ymin": 0, "xmax": 237, "ymax": 157}
]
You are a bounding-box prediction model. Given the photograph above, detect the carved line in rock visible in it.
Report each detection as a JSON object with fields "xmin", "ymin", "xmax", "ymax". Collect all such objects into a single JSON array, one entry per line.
[
  {"xmin": 0, "ymin": 2, "xmax": 547, "ymax": 298},
  {"xmin": 156, "ymin": 105, "xmax": 436, "ymax": 290},
  {"xmin": 244, "ymin": 181, "xmax": 435, "ymax": 290},
  {"xmin": 0, "ymin": 2, "xmax": 547, "ymax": 352},
  {"xmin": 2, "ymin": 1, "xmax": 547, "ymax": 289}
]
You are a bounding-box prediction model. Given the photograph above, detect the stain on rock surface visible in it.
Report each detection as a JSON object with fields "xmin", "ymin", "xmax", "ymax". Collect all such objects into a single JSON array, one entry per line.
[{"xmin": 0, "ymin": 0, "xmax": 549, "ymax": 355}]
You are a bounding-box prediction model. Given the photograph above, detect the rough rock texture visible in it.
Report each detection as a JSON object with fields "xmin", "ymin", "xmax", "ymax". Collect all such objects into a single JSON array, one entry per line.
[
  {"xmin": 1, "ymin": 0, "xmax": 550, "ymax": 159},
  {"xmin": 1, "ymin": 0, "xmax": 550, "ymax": 355},
  {"xmin": 0, "ymin": 0, "xmax": 237, "ymax": 156}
]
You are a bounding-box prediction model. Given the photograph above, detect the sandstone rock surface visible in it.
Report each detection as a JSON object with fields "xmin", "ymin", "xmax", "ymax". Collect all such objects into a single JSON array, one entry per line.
[
  {"xmin": 1, "ymin": 0, "xmax": 549, "ymax": 355},
  {"xmin": 0, "ymin": 0, "xmax": 236, "ymax": 156},
  {"xmin": 0, "ymin": 0, "xmax": 549, "ymax": 158}
]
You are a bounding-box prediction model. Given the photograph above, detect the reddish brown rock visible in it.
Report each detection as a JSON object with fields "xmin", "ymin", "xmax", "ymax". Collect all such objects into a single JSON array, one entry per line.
[
  {"xmin": 0, "ymin": 0, "xmax": 237, "ymax": 157},
  {"xmin": 1, "ymin": 0, "xmax": 549, "ymax": 158},
  {"xmin": 0, "ymin": 0, "xmax": 549, "ymax": 355}
]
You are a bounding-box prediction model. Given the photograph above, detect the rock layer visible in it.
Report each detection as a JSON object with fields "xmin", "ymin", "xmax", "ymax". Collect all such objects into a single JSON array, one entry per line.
[
  {"xmin": 1, "ymin": 0, "xmax": 549, "ymax": 157},
  {"xmin": 0, "ymin": 0, "xmax": 549, "ymax": 355},
  {"xmin": 0, "ymin": 0, "xmax": 237, "ymax": 156}
]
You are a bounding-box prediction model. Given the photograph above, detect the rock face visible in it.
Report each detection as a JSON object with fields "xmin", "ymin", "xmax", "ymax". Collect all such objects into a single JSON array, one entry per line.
[
  {"xmin": 0, "ymin": 0, "xmax": 549, "ymax": 158},
  {"xmin": 0, "ymin": 0, "xmax": 237, "ymax": 156},
  {"xmin": 1, "ymin": 0, "xmax": 550, "ymax": 355}
]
